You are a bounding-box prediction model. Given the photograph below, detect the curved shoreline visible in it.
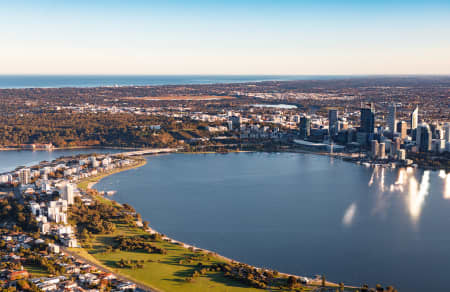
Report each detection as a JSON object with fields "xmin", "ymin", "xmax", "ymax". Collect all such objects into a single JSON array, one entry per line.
[
  {"xmin": 77, "ymin": 158, "xmax": 147, "ymax": 191},
  {"xmin": 85, "ymin": 152, "xmax": 344, "ymax": 289}
]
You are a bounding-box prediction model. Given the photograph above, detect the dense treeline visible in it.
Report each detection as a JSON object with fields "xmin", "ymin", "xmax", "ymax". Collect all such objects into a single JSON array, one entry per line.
[
  {"xmin": 0, "ymin": 280, "xmax": 41, "ymax": 292},
  {"xmin": 114, "ymin": 235, "xmax": 166, "ymax": 254},
  {"xmin": 70, "ymin": 196, "xmax": 121, "ymax": 239},
  {"xmin": 0, "ymin": 112, "xmax": 209, "ymax": 147},
  {"xmin": 0, "ymin": 198, "xmax": 38, "ymax": 232},
  {"xmin": 212, "ymin": 262, "xmax": 398, "ymax": 292}
]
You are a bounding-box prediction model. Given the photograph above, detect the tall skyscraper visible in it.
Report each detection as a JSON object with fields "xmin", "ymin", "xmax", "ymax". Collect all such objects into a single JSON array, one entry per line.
[
  {"xmin": 378, "ymin": 143, "xmax": 386, "ymax": 159},
  {"xmin": 18, "ymin": 168, "xmax": 31, "ymax": 185},
  {"xmin": 417, "ymin": 123, "xmax": 431, "ymax": 152},
  {"xmin": 328, "ymin": 109, "xmax": 338, "ymax": 131},
  {"xmin": 444, "ymin": 122, "xmax": 450, "ymax": 143},
  {"xmin": 393, "ymin": 137, "xmax": 402, "ymax": 152},
  {"xmin": 360, "ymin": 103, "xmax": 375, "ymax": 133},
  {"xmin": 430, "ymin": 123, "xmax": 442, "ymax": 140},
  {"xmin": 338, "ymin": 121, "xmax": 348, "ymax": 131},
  {"xmin": 397, "ymin": 121, "xmax": 407, "ymax": 139},
  {"xmin": 229, "ymin": 116, "xmax": 241, "ymax": 130},
  {"xmin": 411, "ymin": 106, "xmax": 419, "ymax": 130},
  {"xmin": 388, "ymin": 103, "xmax": 397, "ymax": 133},
  {"xmin": 371, "ymin": 140, "xmax": 379, "ymax": 158},
  {"xmin": 299, "ymin": 116, "xmax": 311, "ymax": 139}
]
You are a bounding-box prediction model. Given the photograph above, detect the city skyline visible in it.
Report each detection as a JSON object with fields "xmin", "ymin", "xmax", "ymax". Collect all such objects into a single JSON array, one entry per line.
[{"xmin": 1, "ymin": 0, "xmax": 450, "ymax": 75}]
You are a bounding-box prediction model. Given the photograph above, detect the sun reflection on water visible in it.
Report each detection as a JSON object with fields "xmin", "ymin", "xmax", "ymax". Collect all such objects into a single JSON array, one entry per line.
[
  {"xmin": 344, "ymin": 167, "xmax": 447, "ymax": 227},
  {"xmin": 407, "ymin": 170, "xmax": 430, "ymax": 223},
  {"xmin": 443, "ymin": 172, "xmax": 450, "ymax": 199},
  {"xmin": 342, "ymin": 202, "xmax": 357, "ymax": 227},
  {"xmin": 365, "ymin": 166, "xmax": 434, "ymax": 225}
]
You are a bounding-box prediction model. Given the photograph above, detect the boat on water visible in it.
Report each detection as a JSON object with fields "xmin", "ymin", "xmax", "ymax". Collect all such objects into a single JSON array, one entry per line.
[{"xmin": 100, "ymin": 190, "xmax": 117, "ymax": 196}]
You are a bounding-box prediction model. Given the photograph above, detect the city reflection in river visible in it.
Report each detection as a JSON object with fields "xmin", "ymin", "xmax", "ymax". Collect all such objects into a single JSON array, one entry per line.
[
  {"xmin": 342, "ymin": 202, "xmax": 357, "ymax": 227},
  {"xmin": 442, "ymin": 170, "xmax": 450, "ymax": 199},
  {"xmin": 365, "ymin": 166, "xmax": 435, "ymax": 225},
  {"xmin": 407, "ymin": 170, "xmax": 430, "ymax": 223}
]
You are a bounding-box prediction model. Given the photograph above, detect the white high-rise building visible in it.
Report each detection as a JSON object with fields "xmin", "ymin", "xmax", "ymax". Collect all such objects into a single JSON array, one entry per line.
[
  {"xmin": 411, "ymin": 106, "xmax": 419, "ymax": 130},
  {"xmin": 30, "ymin": 202, "xmax": 41, "ymax": 216},
  {"xmin": 397, "ymin": 149, "xmax": 406, "ymax": 160},
  {"xmin": 388, "ymin": 103, "xmax": 397, "ymax": 133},
  {"xmin": 41, "ymin": 182, "xmax": 51, "ymax": 193},
  {"xmin": 61, "ymin": 183, "xmax": 75, "ymax": 205},
  {"xmin": 47, "ymin": 206, "xmax": 60, "ymax": 222},
  {"xmin": 19, "ymin": 168, "xmax": 31, "ymax": 185}
]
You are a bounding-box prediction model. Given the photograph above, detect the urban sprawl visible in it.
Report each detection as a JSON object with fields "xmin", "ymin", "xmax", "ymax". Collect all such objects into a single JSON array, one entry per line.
[
  {"xmin": 0, "ymin": 77, "xmax": 448, "ymax": 291},
  {"xmin": 0, "ymin": 154, "xmax": 142, "ymax": 291}
]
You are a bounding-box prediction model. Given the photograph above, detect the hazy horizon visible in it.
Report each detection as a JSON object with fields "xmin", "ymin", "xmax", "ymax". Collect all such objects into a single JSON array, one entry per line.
[{"xmin": 1, "ymin": 73, "xmax": 450, "ymax": 76}]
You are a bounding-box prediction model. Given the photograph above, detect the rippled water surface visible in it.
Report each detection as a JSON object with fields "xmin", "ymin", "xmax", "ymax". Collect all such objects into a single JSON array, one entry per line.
[{"xmin": 93, "ymin": 152, "xmax": 449, "ymax": 291}]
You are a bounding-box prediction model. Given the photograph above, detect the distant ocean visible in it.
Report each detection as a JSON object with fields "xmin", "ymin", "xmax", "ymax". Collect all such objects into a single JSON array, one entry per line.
[{"xmin": 0, "ymin": 75, "xmax": 353, "ymax": 89}]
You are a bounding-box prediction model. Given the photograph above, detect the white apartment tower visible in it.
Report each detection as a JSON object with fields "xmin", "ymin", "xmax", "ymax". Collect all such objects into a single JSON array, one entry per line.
[
  {"xmin": 19, "ymin": 168, "xmax": 31, "ymax": 185},
  {"xmin": 61, "ymin": 183, "xmax": 75, "ymax": 205},
  {"xmin": 411, "ymin": 106, "xmax": 419, "ymax": 130}
]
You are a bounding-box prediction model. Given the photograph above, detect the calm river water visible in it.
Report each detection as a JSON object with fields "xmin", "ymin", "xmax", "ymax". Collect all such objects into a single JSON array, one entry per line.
[{"xmin": 95, "ymin": 152, "xmax": 450, "ymax": 291}]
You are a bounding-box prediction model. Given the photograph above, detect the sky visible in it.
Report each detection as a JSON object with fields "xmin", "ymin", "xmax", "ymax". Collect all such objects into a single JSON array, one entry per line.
[{"xmin": 1, "ymin": 0, "xmax": 450, "ymax": 75}]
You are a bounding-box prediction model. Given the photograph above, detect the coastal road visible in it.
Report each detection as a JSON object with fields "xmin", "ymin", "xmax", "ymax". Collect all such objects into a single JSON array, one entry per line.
[{"xmin": 61, "ymin": 247, "xmax": 158, "ymax": 292}]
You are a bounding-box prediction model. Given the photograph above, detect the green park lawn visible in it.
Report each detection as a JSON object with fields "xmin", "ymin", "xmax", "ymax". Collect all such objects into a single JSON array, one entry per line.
[
  {"xmin": 23, "ymin": 264, "xmax": 51, "ymax": 278},
  {"xmin": 78, "ymin": 221, "xmax": 306, "ymax": 292}
]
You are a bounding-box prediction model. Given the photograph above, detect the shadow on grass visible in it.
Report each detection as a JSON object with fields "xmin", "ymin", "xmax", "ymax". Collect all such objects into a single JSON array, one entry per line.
[
  {"xmin": 162, "ymin": 270, "xmax": 259, "ymax": 290},
  {"xmin": 207, "ymin": 272, "xmax": 262, "ymax": 289},
  {"xmin": 103, "ymin": 259, "xmax": 118, "ymax": 268}
]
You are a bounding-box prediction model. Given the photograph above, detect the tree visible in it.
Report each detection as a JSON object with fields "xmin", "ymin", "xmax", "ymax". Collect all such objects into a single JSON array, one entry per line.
[{"xmin": 287, "ymin": 276, "xmax": 297, "ymax": 288}]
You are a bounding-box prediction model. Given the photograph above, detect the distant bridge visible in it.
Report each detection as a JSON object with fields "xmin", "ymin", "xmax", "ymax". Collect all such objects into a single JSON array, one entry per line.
[{"xmin": 112, "ymin": 148, "xmax": 181, "ymax": 157}]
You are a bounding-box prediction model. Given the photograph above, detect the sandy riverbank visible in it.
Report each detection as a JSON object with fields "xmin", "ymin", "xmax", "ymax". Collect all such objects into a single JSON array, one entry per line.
[{"xmin": 77, "ymin": 158, "xmax": 147, "ymax": 191}]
